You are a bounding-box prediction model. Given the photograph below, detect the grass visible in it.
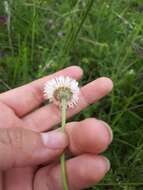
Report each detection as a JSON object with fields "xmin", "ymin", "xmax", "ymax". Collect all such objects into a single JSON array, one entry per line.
[{"xmin": 0, "ymin": 0, "xmax": 143, "ymax": 189}]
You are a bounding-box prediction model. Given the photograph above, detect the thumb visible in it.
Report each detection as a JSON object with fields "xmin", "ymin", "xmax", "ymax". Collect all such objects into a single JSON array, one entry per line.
[{"xmin": 0, "ymin": 127, "xmax": 68, "ymax": 170}]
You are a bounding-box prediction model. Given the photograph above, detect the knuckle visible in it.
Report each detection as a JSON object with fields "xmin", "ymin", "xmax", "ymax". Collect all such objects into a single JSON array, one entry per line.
[{"xmin": 0, "ymin": 128, "xmax": 23, "ymax": 148}]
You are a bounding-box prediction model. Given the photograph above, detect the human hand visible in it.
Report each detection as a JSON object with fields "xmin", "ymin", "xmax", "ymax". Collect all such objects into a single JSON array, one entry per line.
[{"xmin": 0, "ymin": 66, "xmax": 113, "ymax": 190}]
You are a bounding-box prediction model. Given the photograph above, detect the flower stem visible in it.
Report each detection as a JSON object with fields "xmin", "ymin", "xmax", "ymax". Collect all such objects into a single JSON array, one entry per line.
[{"xmin": 60, "ymin": 98, "xmax": 69, "ymax": 190}]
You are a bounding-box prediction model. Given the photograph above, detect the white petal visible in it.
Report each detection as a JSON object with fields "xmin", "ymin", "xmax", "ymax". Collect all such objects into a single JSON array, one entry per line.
[{"xmin": 43, "ymin": 76, "xmax": 80, "ymax": 108}]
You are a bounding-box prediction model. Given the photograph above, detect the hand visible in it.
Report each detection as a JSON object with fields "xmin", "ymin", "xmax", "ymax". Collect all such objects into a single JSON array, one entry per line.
[{"xmin": 0, "ymin": 66, "xmax": 113, "ymax": 190}]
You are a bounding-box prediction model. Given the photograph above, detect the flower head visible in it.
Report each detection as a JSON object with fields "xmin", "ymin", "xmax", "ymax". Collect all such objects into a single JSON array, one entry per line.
[{"xmin": 44, "ymin": 76, "xmax": 80, "ymax": 108}]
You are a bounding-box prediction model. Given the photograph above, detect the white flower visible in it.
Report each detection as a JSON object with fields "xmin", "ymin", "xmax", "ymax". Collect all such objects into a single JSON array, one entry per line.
[{"xmin": 44, "ymin": 76, "xmax": 80, "ymax": 108}]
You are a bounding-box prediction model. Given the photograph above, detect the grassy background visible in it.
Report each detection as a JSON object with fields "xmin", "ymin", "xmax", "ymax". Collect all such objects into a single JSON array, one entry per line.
[{"xmin": 0, "ymin": 0, "xmax": 143, "ymax": 189}]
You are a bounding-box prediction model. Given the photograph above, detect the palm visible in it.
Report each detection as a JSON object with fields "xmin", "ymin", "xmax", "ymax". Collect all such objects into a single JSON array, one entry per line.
[
  {"xmin": 0, "ymin": 102, "xmax": 33, "ymax": 190},
  {"xmin": 0, "ymin": 66, "xmax": 113, "ymax": 190}
]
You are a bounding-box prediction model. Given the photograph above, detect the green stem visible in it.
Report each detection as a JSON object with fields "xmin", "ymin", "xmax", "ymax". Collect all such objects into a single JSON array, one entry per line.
[{"xmin": 60, "ymin": 98, "xmax": 69, "ymax": 190}]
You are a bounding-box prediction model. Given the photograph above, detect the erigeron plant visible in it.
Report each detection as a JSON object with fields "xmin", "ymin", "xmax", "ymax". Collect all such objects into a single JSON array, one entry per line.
[{"xmin": 44, "ymin": 76, "xmax": 80, "ymax": 190}]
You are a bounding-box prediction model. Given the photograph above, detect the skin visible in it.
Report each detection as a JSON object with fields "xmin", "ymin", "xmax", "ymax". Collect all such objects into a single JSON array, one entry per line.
[{"xmin": 0, "ymin": 66, "xmax": 113, "ymax": 190}]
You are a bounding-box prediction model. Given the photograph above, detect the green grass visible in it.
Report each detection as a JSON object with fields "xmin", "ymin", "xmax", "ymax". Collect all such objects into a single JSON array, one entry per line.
[{"xmin": 0, "ymin": 0, "xmax": 143, "ymax": 189}]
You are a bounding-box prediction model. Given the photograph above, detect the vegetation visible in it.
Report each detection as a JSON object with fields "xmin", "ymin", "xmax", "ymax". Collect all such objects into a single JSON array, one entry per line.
[{"xmin": 0, "ymin": 0, "xmax": 143, "ymax": 189}]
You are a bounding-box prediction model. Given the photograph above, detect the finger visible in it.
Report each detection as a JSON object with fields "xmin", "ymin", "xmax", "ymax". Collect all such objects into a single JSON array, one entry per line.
[
  {"xmin": 24, "ymin": 77, "xmax": 113, "ymax": 132},
  {"xmin": 65, "ymin": 118, "xmax": 113, "ymax": 155},
  {"xmin": 0, "ymin": 127, "xmax": 68, "ymax": 170},
  {"xmin": 0, "ymin": 66, "xmax": 83, "ymax": 117},
  {"xmin": 34, "ymin": 154, "xmax": 110, "ymax": 190},
  {"xmin": 4, "ymin": 167, "xmax": 35, "ymax": 190}
]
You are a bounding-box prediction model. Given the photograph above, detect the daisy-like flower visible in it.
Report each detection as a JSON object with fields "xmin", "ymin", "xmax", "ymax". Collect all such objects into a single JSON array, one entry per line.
[{"xmin": 44, "ymin": 76, "xmax": 79, "ymax": 108}]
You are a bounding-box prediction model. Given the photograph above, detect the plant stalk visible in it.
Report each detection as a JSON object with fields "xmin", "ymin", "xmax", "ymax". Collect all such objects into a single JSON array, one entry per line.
[{"xmin": 60, "ymin": 98, "xmax": 69, "ymax": 190}]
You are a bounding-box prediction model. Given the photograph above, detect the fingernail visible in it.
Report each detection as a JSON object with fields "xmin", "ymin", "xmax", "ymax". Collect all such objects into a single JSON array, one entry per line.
[
  {"xmin": 41, "ymin": 131, "xmax": 68, "ymax": 149},
  {"xmin": 103, "ymin": 157, "xmax": 111, "ymax": 172},
  {"xmin": 101, "ymin": 121, "xmax": 113, "ymax": 143}
]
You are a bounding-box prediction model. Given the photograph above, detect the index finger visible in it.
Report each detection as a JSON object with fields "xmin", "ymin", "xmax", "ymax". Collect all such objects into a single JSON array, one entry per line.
[{"xmin": 0, "ymin": 66, "xmax": 83, "ymax": 117}]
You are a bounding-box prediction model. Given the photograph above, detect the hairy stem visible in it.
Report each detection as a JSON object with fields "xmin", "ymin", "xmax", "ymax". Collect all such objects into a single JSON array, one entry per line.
[{"xmin": 60, "ymin": 98, "xmax": 69, "ymax": 190}]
